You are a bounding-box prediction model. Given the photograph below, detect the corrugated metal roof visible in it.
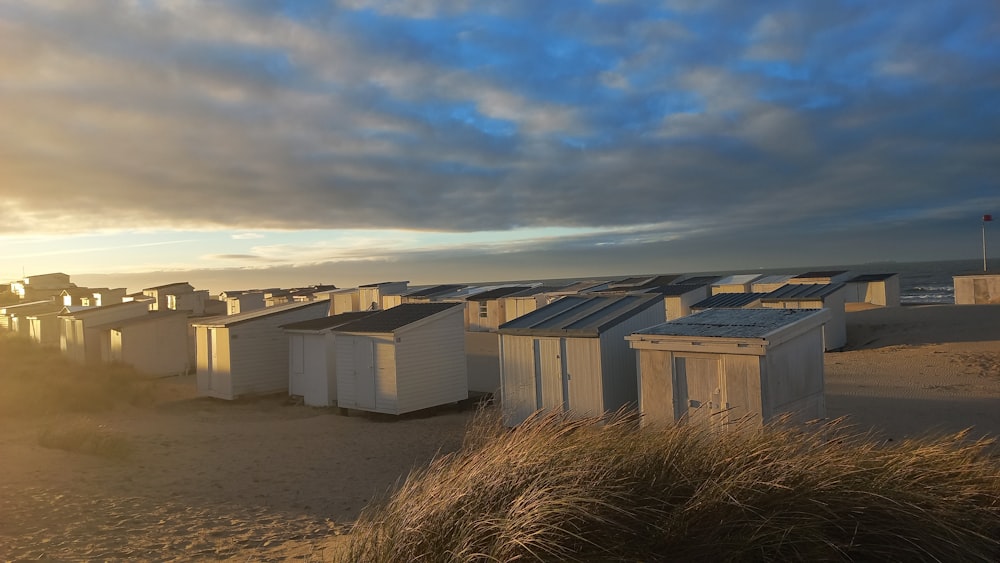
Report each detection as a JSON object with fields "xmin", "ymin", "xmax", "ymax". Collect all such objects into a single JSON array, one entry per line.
[
  {"xmin": 467, "ymin": 286, "xmax": 535, "ymax": 301},
  {"xmin": 644, "ymin": 284, "xmax": 706, "ymax": 297},
  {"xmin": 671, "ymin": 275, "xmax": 719, "ymax": 287},
  {"xmin": 332, "ymin": 302, "xmax": 462, "ymax": 333},
  {"xmin": 846, "ymin": 273, "xmax": 898, "ymax": 283},
  {"xmin": 281, "ymin": 311, "xmax": 376, "ymax": 331},
  {"xmin": 713, "ymin": 274, "xmax": 762, "ymax": 286},
  {"xmin": 762, "ymin": 283, "xmax": 845, "ymax": 301},
  {"xmin": 607, "ymin": 274, "xmax": 682, "ymax": 289},
  {"xmin": 752, "ymin": 274, "xmax": 793, "ymax": 286},
  {"xmin": 192, "ymin": 300, "xmax": 329, "ymax": 327},
  {"xmin": 634, "ymin": 308, "xmax": 826, "ymax": 339},
  {"xmin": 505, "ymin": 285, "xmax": 563, "ymax": 298},
  {"xmin": 498, "ymin": 294, "xmax": 662, "ymax": 337},
  {"xmin": 404, "ymin": 284, "xmax": 466, "ymax": 298},
  {"xmin": 692, "ymin": 292, "xmax": 767, "ymax": 309},
  {"xmin": 792, "ymin": 270, "xmax": 847, "ymax": 279}
]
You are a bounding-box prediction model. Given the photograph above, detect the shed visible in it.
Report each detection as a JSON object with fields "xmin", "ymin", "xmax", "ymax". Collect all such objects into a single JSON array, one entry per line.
[
  {"xmin": 690, "ymin": 292, "xmax": 768, "ymax": 312},
  {"xmin": 323, "ymin": 288, "xmax": 361, "ymax": 315},
  {"xmin": 627, "ymin": 308, "xmax": 831, "ymax": 429},
  {"xmin": 401, "ymin": 284, "xmax": 467, "ymax": 303},
  {"xmin": 844, "ymin": 273, "xmax": 900, "ymax": 307},
  {"xmin": 226, "ymin": 291, "xmax": 265, "ymax": 315},
  {"xmin": 331, "ymin": 303, "xmax": 467, "ymax": 415},
  {"xmin": 1, "ymin": 301, "xmax": 60, "ymax": 333},
  {"xmin": 282, "ymin": 312, "xmax": 376, "ymax": 407},
  {"xmin": 952, "ymin": 273, "xmax": 1000, "ymax": 305},
  {"xmin": 27, "ymin": 310, "xmax": 63, "ymax": 348},
  {"xmin": 59, "ymin": 301, "xmax": 151, "ymax": 363},
  {"xmin": 193, "ymin": 300, "xmax": 331, "ymax": 400},
  {"xmin": 750, "ymin": 274, "xmax": 794, "ymax": 293},
  {"xmin": 497, "ymin": 294, "xmax": 666, "ymax": 426},
  {"xmin": 646, "ymin": 284, "xmax": 710, "ymax": 320},
  {"xmin": 466, "ymin": 286, "xmax": 534, "ymax": 332},
  {"xmin": 142, "ymin": 282, "xmax": 195, "ymax": 311},
  {"xmin": 96, "ymin": 311, "xmax": 191, "ymax": 376},
  {"xmin": 760, "ymin": 283, "xmax": 847, "ymax": 351},
  {"xmin": 358, "ymin": 281, "xmax": 409, "ymax": 311},
  {"xmin": 671, "ymin": 275, "xmax": 720, "ymax": 287},
  {"xmin": 607, "ymin": 274, "xmax": 683, "ymax": 290},
  {"xmin": 710, "ymin": 274, "xmax": 763, "ymax": 295}
]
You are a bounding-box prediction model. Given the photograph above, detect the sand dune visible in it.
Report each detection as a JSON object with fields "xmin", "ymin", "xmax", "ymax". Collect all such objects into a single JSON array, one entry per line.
[{"xmin": 1, "ymin": 304, "xmax": 998, "ymax": 561}]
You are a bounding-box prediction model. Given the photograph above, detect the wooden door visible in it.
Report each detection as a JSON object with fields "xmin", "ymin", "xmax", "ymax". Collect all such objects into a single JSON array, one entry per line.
[
  {"xmin": 353, "ymin": 337, "xmax": 376, "ymax": 409},
  {"xmin": 535, "ymin": 338, "xmax": 566, "ymax": 413},
  {"xmin": 675, "ymin": 356, "xmax": 723, "ymax": 428}
]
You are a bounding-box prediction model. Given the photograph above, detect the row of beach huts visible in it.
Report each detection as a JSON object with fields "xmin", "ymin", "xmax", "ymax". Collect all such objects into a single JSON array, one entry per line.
[{"xmin": 2, "ymin": 270, "xmax": 906, "ymax": 428}]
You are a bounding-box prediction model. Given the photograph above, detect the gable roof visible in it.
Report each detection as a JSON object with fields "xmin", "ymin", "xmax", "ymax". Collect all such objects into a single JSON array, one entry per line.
[
  {"xmin": 692, "ymin": 292, "xmax": 768, "ymax": 309},
  {"xmin": 498, "ymin": 294, "xmax": 662, "ymax": 337},
  {"xmin": 332, "ymin": 303, "xmax": 462, "ymax": 333},
  {"xmin": 632, "ymin": 308, "xmax": 828, "ymax": 339},
  {"xmin": 762, "ymin": 283, "xmax": 845, "ymax": 302},
  {"xmin": 466, "ymin": 286, "xmax": 535, "ymax": 301},
  {"xmin": 281, "ymin": 311, "xmax": 377, "ymax": 332}
]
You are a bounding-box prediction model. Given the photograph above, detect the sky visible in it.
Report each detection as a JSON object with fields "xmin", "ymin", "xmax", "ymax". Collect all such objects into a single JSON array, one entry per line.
[{"xmin": 1, "ymin": 0, "xmax": 998, "ymax": 294}]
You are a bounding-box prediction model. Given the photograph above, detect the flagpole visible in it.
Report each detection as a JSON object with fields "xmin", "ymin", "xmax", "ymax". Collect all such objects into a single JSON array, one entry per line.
[{"xmin": 985, "ymin": 214, "xmax": 994, "ymax": 272}]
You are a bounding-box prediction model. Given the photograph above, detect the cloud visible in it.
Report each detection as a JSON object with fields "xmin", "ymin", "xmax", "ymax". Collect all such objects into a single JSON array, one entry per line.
[
  {"xmin": 0, "ymin": 0, "xmax": 996, "ymax": 256},
  {"xmin": 231, "ymin": 233, "xmax": 264, "ymax": 240}
]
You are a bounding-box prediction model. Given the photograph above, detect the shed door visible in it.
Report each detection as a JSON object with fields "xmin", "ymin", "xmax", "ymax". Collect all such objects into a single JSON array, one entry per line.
[
  {"xmin": 208, "ymin": 329, "xmax": 224, "ymax": 392},
  {"xmin": 535, "ymin": 338, "xmax": 566, "ymax": 412},
  {"xmin": 675, "ymin": 356, "xmax": 723, "ymax": 428},
  {"xmin": 289, "ymin": 334, "xmax": 306, "ymax": 396},
  {"xmin": 353, "ymin": 337, "xmax": 376, "ymax": 409}
]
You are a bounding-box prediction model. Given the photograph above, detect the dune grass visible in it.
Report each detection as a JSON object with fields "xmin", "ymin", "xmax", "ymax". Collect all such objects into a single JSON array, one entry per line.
[
  {"xmin": 341, "ymin": 409, "xmax": 1000, "ymax": 562},
  {"xmin": 0, "ymin": 334, "xmax": 155, "ymax": 418},
  {"xmin": 37, "ymin": 416, "xmax": 134, "ymax": 459}
]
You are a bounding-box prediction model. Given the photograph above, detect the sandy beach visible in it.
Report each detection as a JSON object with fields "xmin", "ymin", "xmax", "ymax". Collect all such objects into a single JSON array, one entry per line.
[{"xmin": 1, "ymin": 304, "xmax": 998, "ymax": 561}]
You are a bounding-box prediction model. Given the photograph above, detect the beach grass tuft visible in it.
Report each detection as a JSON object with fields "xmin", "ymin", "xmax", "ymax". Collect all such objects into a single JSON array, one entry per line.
[
  {"xmin": 341, "ymin": 408, "xmax": 1000, "ymax": 562},
  {"xmin": 38, "ymin": 417, "xmax": 134, "ymax": 459}
]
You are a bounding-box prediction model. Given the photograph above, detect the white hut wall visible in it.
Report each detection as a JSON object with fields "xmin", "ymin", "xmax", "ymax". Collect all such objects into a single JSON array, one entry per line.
[
  {"xmin": 61, "ymin": 318, "xmax": 87, "ymax": 363},
  {"xmin": 116, "ymin": 318, "xmax": 190, "ymax": 376},
  {"xmin": 381, "ymin": 294, "xmax": 402, "ymax": 310},
  {"xmin": 499, "ymin": 334, "xmax": 542, "ymax": 426},
  {"xmin": 196, "ymin": 326, "xmax": 233, "ymax": 398},
  {"xmin": 359, "ymin": 288, "xmax": 381, "ymax": 311},
  {"xmin": 291, "ymin": 332, "xmax": 337, "ymax": 406},
  {"xmin": 502, "ymin": 296, "xmax": 539, "ymax": 324},
  {"xmin": 466, "ymin": 331, "xmax": 501, "ymax": 394},
  {"xmin": 761, "ymin": 300, "xmax": 845, "ymax": 351},
  {"xmin": 761, "ymin": 329, "xmax": 825, "ymax": 422},
  {"xmin": 394, "ymin": 310, "xmax": 468, "ymax": 414},
  {"xmin": 331, "ymin": 292, "xmax": 360, "ymax": 314},
  {"xmin": 334, "ymin": 335, "xmax": 398, "ymax": 413}
]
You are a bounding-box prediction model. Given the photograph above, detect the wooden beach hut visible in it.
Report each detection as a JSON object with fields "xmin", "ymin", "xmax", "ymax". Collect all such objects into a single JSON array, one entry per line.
[
  {"xmin": 282, "ymin": 311, "xmax": 376, "ymax": 407},
  {"xmin": 760, "ymin": 283, "xmax": 847, "ymax": 351},
  {"xmin": 750, "ymin": 274, "xmax": 794, "ymax": 293},
  {"xmin": 357, "ymin": 281, "xmax": 409, "ymax": 312},
  {"xmin": 331, "ymin": 303, "xmax": 467, "ymax": 415},
  {"xmin": 844, "ymin": 273, "xmax": 901, "ymax": 307},
  {"xmin": 710, "ymin": 274, "xmax": 762, "ymax": 295},
  {"xmin": 953, "ymin": 273, "xmax": 1000, "ymax": 305},
  {"xmin": 690, "ymin": 292, "xmax": 767, "ymax": 313},
  {"xmin": 497, "ymin": 294, "xmax": 666, "ymax": 426},
  {"xmin": 466, "ymin": 286, "xmax": 534, "ymax": 332},
  {"xmin": 193, "ymin": 300, "xmax": 330, "ymax": 400},
  {"xmin": 787, "ymin": 270, "xmax": 852, "ymax": 285},
  {"xmin": 26, "ymin": 310, "xmax": 63, "ymax": 348},
  {"xmin": 627, "ymin": 308, "xmax": 830, "ymax": 429}
]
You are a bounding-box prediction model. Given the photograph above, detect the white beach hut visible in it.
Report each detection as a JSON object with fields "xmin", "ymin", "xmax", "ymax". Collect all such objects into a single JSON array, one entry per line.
[
  {"xmin": 282, "ymin": 311, "xmax": 377, "ymax": 407},
  {"xmin": 466, "ymin": 286, "xmax": 535, "ymax": 332},
  {"xmin": 787, "ymin": 270, "xmax": 852, "ymax": 285},
  {"xmin": 331, "ymin": 303, "xmax": 467, "ymax": 415},
  {"xmin": 497, "ymin": 294, "xmax": 666, "ymax": 426},
  {"xmin": 844, "ymin": 273, "xmax": 901, "ymax": 307},
  {"xmin": 193, "ymin": 300, "xmax": 330, "ymax": 400},
  {"xmin": 1, "ymin": 300, "xmax": 59, "ymax": 332},
  {"xmin": 627, "ymin": 308, "xmax": 831, "ymax": 429},
  {"xmin": 690, "ymin": 292, "xmax": 768, "ymax": 313},
  {"xmin": 750, "ymin": 274, "xmax": 794, "ymax": 294},
  {"xmin": 760, "ymin": 283, "xmax": 847, "ymax": 351},
  {"xmin": 710, "ymin": 274, "xmax": 763, "ymax": 295},
  {"xmin": 647, "ymin": 284, "xmax": 710, "ymax": 320},
  {"xmin": 97, "ymin": 311, "xmax": 191, "ymax": 376},
  {"xmin": 357, "ymin": 281, "xmax": 409, "ymax": 312},
  {"xmin": 27, "ymin": 310, "xmax": 63, "ymax": 348},
  {"xmin": 59, "ymin": 301, "xmax": 151, "ymax": 363}
]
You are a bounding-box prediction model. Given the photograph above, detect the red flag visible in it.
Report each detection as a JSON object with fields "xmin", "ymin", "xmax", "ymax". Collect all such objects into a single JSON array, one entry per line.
[{"xmin": 986, "ymin": 214, "xmax": 994, "ymax": 222}]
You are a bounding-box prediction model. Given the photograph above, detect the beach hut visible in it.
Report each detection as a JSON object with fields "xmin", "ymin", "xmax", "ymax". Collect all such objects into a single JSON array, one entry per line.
[
  {"xmin": 465, "ymin": 286, "xmax": 535, "ymax": 332},
  {"xmin": 671, "ymin": 275, "xmax": 720, "ymax": 287},
  {"xmin": 497, "ymin": 294, "xmax": 666, "ymax": 426},
  {"xmin": 357, "ymin": 281, "xmax": 409, "ymax": 312},
  {"xmin": 787, "ymin": 270, "xmax": 852, "ymax": 285},
  {"xmin": 11, "ymin": 272, "xmax": 74, "ymax": 301},
  {"xmin": 97, "ymin": 311, "xmax": 191, "ymax": 376},
  {"xmin": 331, "ymin": 303, "xmax": 467, "ymax": 415},
  {"xmin": 751, "ymin": 274, "xmax": 794, "ymax": 293},
  {"xmin": 0, "ymin": 300, "xmax": 60, "ymax": 333},
  {"xmin": 844, "ymin": 273, "xmax": 901, "ymax": 307},
  {"xmin": 282, "ymin": 312, "xmax": 376, "ymax": 407},
  {"xmin": 142, "ymin": 282, "xmax": 195, "ymax": 311},
  {"xmin": 321, "ymin": 288, "xmax": 361, "ymax": 315},
  {"xmin": 26, "ymin": 310, "xmax": 62, "ymax": 348},
  {"xmin": 760, "ymin": 283, "xmax": 847, "ymax": 351},
  {"xmin": 193, "ymin": 300, "xmax": 330, "ymax": 400},
  {"xmin": 626, "ymin": 308, "xmax": 831, "ymax": 429},
  {"xmin": 225, "ymin": 291, "xmax": 265, "ymax": 315},
  {"xmin": 710, "ymin": 274, "xmax": 763, "ymax": 295},
  {"xmin": 59, "ymin": 301, "xmax": 151, "ymax": 363},
  {"xmin": 952, "ymin": 273, "xmax": 1000, "ymax": 305},
  {"xmin": 606, "ymin": 274, "xmax": 683, "ymax": 290},
  {"xmin": 690, "ymin": 292, "xmax": 768, "ymax": 313}
]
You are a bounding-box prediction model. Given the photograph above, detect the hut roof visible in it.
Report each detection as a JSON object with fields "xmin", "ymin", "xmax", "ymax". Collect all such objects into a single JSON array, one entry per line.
[
  {"xmin": 846, "ymin": 273, "xmax": 898, "ymax": 282},
  {"xmin": 498, "ymin": 294, "xmax": 662, "ymax": 337},
  {"xmin": 692, "ymin": 292, "xmax": 768, "ymax": 309},
  {"xmin": 633, "ymin": 308, "xmax": 828, "ymax": 339},
  {"xmin": 332, "ymin": 303, "xmax": 462, "ymax": 333},
  {"xmin": 762, "ymin": 283, "xmax": 845, "ymax": 302}
]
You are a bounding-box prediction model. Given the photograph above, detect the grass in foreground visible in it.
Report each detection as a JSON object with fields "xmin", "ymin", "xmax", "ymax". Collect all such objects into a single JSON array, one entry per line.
[
  {"xmin": 341, "ymin": 410, "xmax": 1000, "ymax": 562},
  {"xmin": 0, "ymin": 334, "xmax": 155, "ymax": 418},
  {"xmin": 37, "ymin": 416, "xmax": 134, "ymax": 459}
]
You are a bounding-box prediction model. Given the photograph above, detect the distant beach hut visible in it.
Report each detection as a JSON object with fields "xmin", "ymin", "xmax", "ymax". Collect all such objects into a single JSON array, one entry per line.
[
  {"xmin": 760, "ymin": 283, "xmax": 847, "ymax": 351},
  {"xmin": 193, "ymin": 300, "xmax": 330, "ymax": 400},
  {"xmin": 59, "ymin": 301, "xmax": 151, "ymax": 363},
  {"xmin": 750, "ymin": 274, "xmax": 794, "ymax": 293},
  {"xmin": 627, "ymin": 308, "xmax": 830, "ymax": 429},
  {"xmin": 648, "ymin": 284, "xmax": 711, "ymax": 320},
  {"xmin": 710, "ymin": 274, "xmax": 763, "ymax": 295},
  {"xmin": 225, "ymin": 291, "xmax": 265, "ymax": 315},
  {"xmin": 357, "ymin": 281, "xmax": 409, "ymax": 312},
  {"xmin": 465, "ymin": 286, "xmax": 535, "ymax": 332},
  {"xmin": 26, "ymin": 310, "xmax": 62, "ymax": 348},
  {"xmin": 497, "ymin": 294, "xmax": 665, "ymax": 426},
  {"xmin": 282, "ymin": 312, "xmax": 377, "ymax": 407},
  {"xmin": 96, "ymin": 311, "xmax": 191, "ymax": 376},
  {"xmin": 844, "ymin": 273, "xmax": 901, "ymax": 307},
  {"xmin": 953, "ymin": 273, "xmax": 1000, "ymax": 305},
  {"xmin": 331, "ymin": 303, "xmax": 467, "ymax": 415},
  {"xmin": 787, "ymin": 270, "xmax": 852, "ymax": 285},
  {"xmin": 0, "ymin": 300, "xmax": 59, "ymax": 332}
]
